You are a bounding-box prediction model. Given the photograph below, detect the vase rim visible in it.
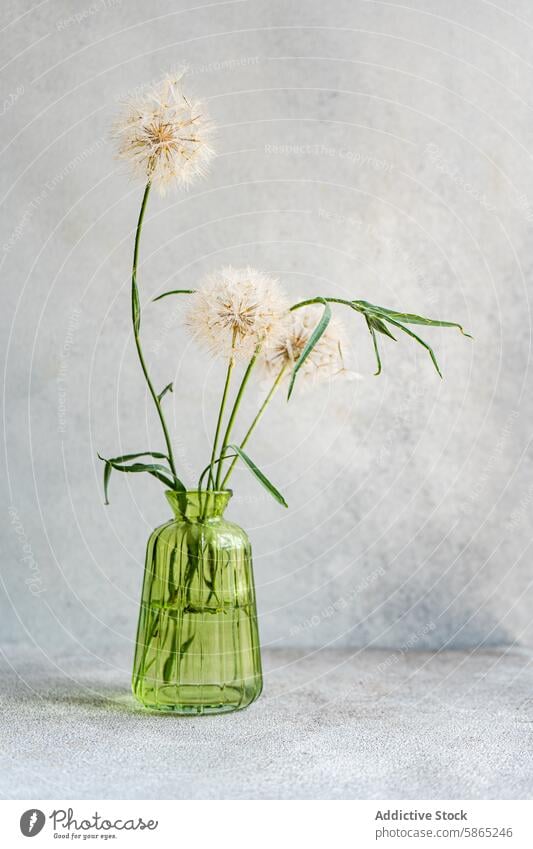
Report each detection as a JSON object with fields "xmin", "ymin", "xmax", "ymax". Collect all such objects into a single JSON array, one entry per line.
[
  {"xmin": 165, "ymin": 489, "xmax": 232, "ymax": 520},
  {"xmin": 166, "ymin": 489, "xmax": 233, "ymax": 496}
]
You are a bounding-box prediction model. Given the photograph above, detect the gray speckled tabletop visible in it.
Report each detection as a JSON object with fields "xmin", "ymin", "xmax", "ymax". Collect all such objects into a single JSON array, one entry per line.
[{"xmin": 1, "ymin": 646, "xmax": 532, "ymax": 800}]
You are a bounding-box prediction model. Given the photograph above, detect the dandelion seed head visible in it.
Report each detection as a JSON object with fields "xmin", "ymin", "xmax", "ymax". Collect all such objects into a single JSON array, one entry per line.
[
  {"xmin": 113, "ymin": 72, "xmax": 215, "ymax": 192},
  {"xmin": 262, "ymin": 305, "xmax": 352, "ymax": 388},
  {"xmin": 186, "ymin": 266, "xmax": 289, "ymax": 359}
]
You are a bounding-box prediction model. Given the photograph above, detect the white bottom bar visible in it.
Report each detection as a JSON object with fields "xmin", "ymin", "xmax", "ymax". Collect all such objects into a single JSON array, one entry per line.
[{"xmin": 2, "ymin": 800, "xmax": 533, "ymax": 848}]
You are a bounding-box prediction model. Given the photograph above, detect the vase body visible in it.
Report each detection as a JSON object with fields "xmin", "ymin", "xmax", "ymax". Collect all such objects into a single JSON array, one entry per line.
[{"xmin": 132, "ymin": 490, "xmax": 263, "ymax": 714}]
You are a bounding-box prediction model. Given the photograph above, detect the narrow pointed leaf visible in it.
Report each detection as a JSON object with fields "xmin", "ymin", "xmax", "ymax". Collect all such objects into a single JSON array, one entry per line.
[
  {"xmin": 111, "ymin": 461, "xmax": 176, "ymax": 488},
  {"xmin": 158, "ymin": 382, "xmax": 173, "ymax": 402},
  {"xmin": 197, "ymin": 454, "xmax": 237, "ymax": 494},
  {"xmin": 382, "ymin": 317, "xmax": 443, "ymax": 377},
  {"xmin": 162, "ymin": 653, "xmax": 174, "ymax": 682},
  {"xmin": 107, "ymin": 459, "xmax": 175, "ymax": 478},
  {"xmin": 179, "ymin": 633, "xmax": 196, "ymax": 657},
  {"xmin": 107, "ymin": 461, "xmax": 172, "ymax": 474},
  {"xmin": 98, "ymin": 453, "xmax": 182, "ymax": 503},
  {"xmin": 368, "ymin": 315, "xmax": 396, "ymax": 340},
  {"xmin": 354, "ymin": 300, "xmax": 471, "ymax": 337},
  {"xmin": 153, "ymin": 289, "xmax": 195, "ymax": 303},
  {"xmin": 100, "ymin": 450, "xmax": 168, "ymax": 464},
  {"xmin": 227, "ymin": 444, "xmax": 288, "ymax": 508},
  {"xmin": 99, "ymin": 451, "xmax": 168, "ymax": 505},
  {"xmin": 365, "ymin": 316, "xmax": 382, "ymax": 376},
  {"xmin": 287, "ymin": 298, "xmax": 332, "ymax": 399},
  {"xmin": 102, "ymin": 461, "xmax": 112, "ymax": 506},
  {"xmin": 286, "ymin": 295, "xmax": 469, "ymax": 379}
]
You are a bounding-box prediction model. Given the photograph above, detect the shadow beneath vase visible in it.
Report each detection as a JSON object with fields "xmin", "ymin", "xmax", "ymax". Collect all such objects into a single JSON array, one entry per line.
[{"xmin": 26, "ymin": 681, "xmax": 226, "ymax": 719}]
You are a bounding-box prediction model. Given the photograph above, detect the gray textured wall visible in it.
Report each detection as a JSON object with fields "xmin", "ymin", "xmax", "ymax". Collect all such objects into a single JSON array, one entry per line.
[{"xmin": 2, "ymin": 0, "xmax": 532, "ymax": 661}]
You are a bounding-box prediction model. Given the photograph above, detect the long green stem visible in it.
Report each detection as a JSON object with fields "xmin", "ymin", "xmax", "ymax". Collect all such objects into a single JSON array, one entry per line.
[
  {"xmin": 215, "ymin": 343, "xmax": 262, "ymax": 489},
  {"xmin": 221, "ymin": 364, "xmax": 287, "ymax": 489},
  {"xmin": 206, "ymin": 333, "xmax": 237, "ymax": 493},
  {"xmin": 291, "ymin": 297, "xmax": 352, "ymax": 311},
  {"xmin": 131, "ymin": 182, "xmax": 178, "ymax": 480}
]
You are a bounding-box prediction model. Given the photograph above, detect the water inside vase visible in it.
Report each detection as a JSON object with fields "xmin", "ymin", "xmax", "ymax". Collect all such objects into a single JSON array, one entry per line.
[{"xmin": 133, "ymin": 599, "xmax": 261, "ymax": 714}]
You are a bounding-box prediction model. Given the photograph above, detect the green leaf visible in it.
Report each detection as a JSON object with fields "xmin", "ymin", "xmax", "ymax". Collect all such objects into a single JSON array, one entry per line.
[
  {"xmin": 102, "ymin": 460, "xmax": 112, "ymax": 506},
  {"xmin": 153, "ymin": 289, "xmax": 195, "ymax": 302},
  {"xmin": 97, "ymin": 452, "xmax": 181, "ymax": 503},
  {"xmin": 287, "ymin": 298, "xmax": 332, "ymax": 399},
  {"xmin": 162, "ymin": 629, "xmax": 195, "ymax": 681},
  {"xmin": 111, "ymin": 459, "xmax": 174, "ymax": 477},
  {"xmin": 368, "ymin": 315, "xmax": 396, "ymax": 340},
  {"xmin": 109, "ymin": 460, "xmax": 176, "ymax": 485},
  {"xmin": 197, "ymin": 454, "xmax": 236, "ymax": 494},
  {"xmin": 179, "ymin": 633, "xmax": 196, "ymax": 658},
  {"xmin": 381, "ymin": 317, "xmax": 443, "ymax": 378},
  {"xmin": 365, "ymin": 316, "xmax": 382, "ymax": 376},
  {"xmin": 287, "ymin": 295, "xmax": 470, "ymax": 379},
  {"xmin": 101, "ymin": 450, "xmax": 168, "ymax": 464},
  {"xmin": 98, "ymin": 451, "xmax": 168, "ymax": 504},
  {"xmin": 162, "ymin": 653, "xmax": 174, "ymax": 682},
  {"xmin": 158, "ymin": 382, "xmax": 173, "ymax": 402},
  {"xmin": 363, "ymin": 314, "xmax": 398, "ymax": 376},
  {"xmin": 227, "ymin": 444, "xmax": 288, "ymax": 508},
  {"xmin": 167, "ymin": 548, "xmax": 178, "ymax": 600},
  {"xmin": 354, "ymin": 300, "xmax": 471, "ymax": 337}
]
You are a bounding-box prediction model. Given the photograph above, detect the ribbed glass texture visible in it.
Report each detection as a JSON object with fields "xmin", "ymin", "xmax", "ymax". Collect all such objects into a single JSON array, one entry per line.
[{"xmin": 132, "ymin": 490, "xmax": 263, "ymax": 714}]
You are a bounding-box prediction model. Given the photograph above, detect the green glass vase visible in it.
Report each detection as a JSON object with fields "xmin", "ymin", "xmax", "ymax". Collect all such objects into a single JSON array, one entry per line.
[{"xmin": 132, "ymin": 490, "xmax": 263, "ymax": 714}]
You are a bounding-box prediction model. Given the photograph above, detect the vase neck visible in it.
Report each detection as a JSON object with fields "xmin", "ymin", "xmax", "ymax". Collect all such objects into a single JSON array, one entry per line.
[{"xmin": 165, "ymin": 490, "xmax": 232, "ymax": 521}]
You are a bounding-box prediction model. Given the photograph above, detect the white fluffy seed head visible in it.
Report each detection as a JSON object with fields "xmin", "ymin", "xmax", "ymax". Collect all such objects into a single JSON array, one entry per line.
[
  {"xmin": 262, "ymin": 305, "xmax": 350, "ymax": 388},
  {"xmin": 113, "ymin": 72, "xmax": 215, "ymax": 192},
  {"xmin": 186, "ymin": 266, "xmax": 289, "ymax": 360}
]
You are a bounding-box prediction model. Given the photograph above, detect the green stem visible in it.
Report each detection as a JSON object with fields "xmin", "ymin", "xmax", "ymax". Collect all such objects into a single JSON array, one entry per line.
[
  {"xmin": 215, "ymin": 342, "xmax": 263, "ymax": 489},
  {"xmin": 206, "ymin": 333, "xmax": 237, "ymax": 493},
  {"xmin": 131, "ymin": 182, "xmax": 178, "ymax": 480},
  {"xmin": 221, "ymin": 364, "xmax": 287, "ymax": 489},
  {"xmin": 291, "ymin": 296, "xmax": 352, "ymax": 311}
]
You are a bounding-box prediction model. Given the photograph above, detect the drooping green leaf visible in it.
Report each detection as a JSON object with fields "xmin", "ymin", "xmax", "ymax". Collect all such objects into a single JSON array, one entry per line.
[
  {"xmin": 102, "ymin": 460, "xmax": 112, "ymax": 506},
  {"xmin": 108, "ymin": 459, "xmax": 174, "ymax": 478},
  {"xmin": 365, "ymin": 316, "xmax": 382, "ymax": 376},
  {"xmin": 101, "ymin": 450, "xmax": 168, "ymax": 464},
  {"xmin": 367, "ymin": 315, "xmax": 396, "ymax": 340},
  {"xmin": 287, "ymin": 298, "xmax": 332, "ymax": 399},
  {"xmin": 227, "ymin": 444, "xmax": 288, "ymax": 508},
  {"xmin": 197, "ymin": 452, "xmax": 244, "ymax": 498},
  {"xmin": 98, "ymin": 451, "xmax": 168, "ymax": 504},
  {"xmin": 98, "ymin": 452, "xmax": 181, "ymax": 504},
  {"xmin": 287, "ymin": 295, "xmax": 470, "ymax": 379},
  {"xmin": 158, "ymin": 382, "xmax": 173, "ymax": 402},
  {"xmin": 363, "ymin": 313, "xmax": 398, "ymax": 376},
  {"xmin": 153, "ymin": 289, "xmax": 196, "ymax": 303},
  {"xmin": 381, "ymin": 317, "xmax": 443, "ymax": 378},
  {"xmin": 354, "ymin": 300, "xmax": 472, "ymax": 337}
]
